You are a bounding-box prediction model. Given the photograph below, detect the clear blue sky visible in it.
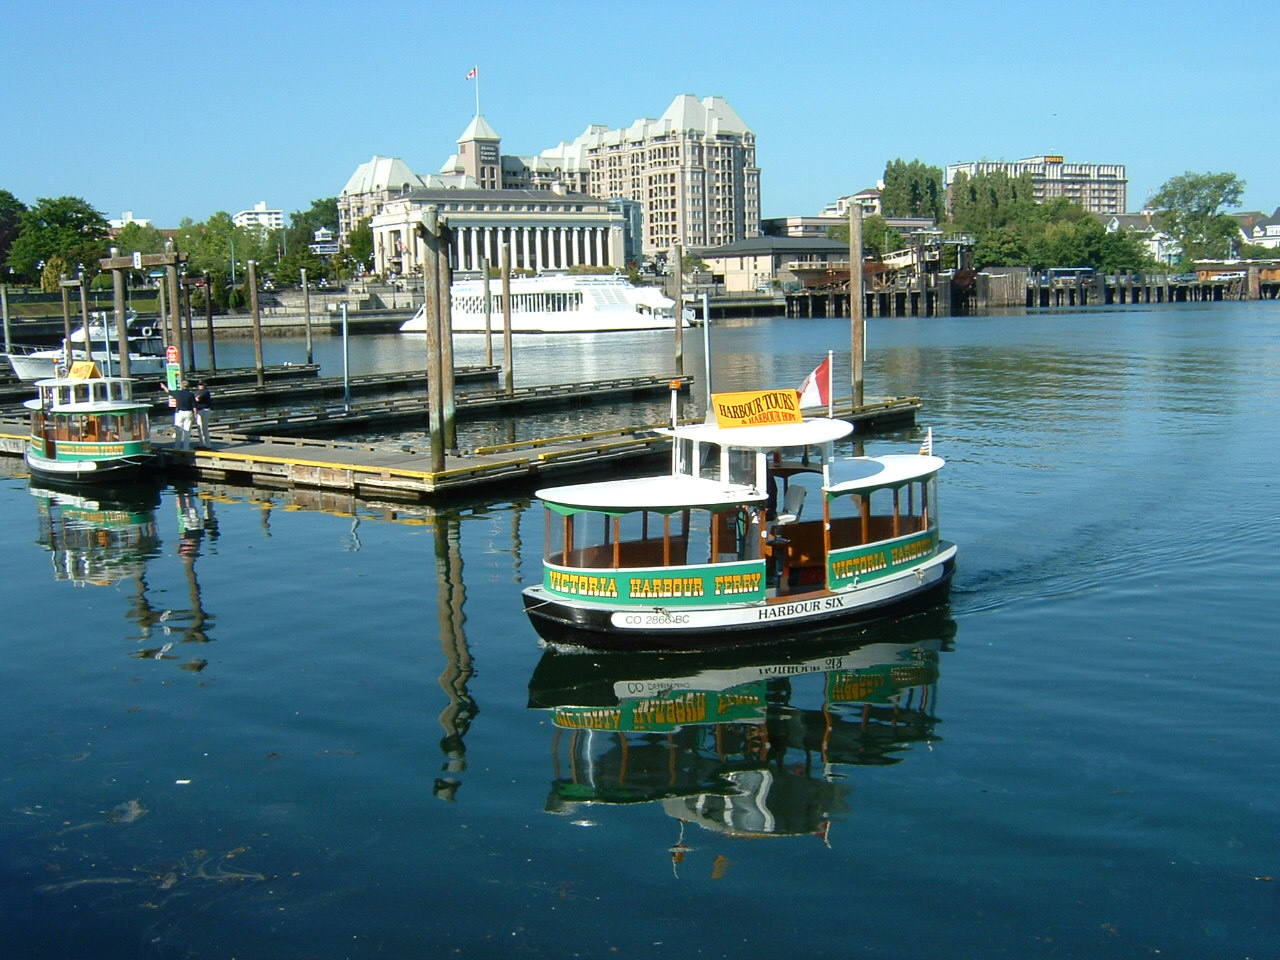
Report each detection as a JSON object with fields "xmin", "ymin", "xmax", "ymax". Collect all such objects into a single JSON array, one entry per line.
[{"xmin": 3, "ymin": 0, "xmax": 1274, "ymax": 227}]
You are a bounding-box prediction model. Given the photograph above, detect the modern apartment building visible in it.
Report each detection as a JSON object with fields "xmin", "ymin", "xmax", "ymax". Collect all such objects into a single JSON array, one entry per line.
[
  {"xmin": 233, "ymin": 201, "xmax": 285, "ymax": 232},
  {"xmin": 945, "ymin": 156, "xmax": 1127, "ymax": 215}
]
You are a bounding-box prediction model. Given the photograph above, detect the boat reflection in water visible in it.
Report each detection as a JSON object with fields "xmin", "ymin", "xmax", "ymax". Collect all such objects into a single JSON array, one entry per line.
[
  {"xmin": 30, "ymin": 481, "xmax": 162, "ymax": 585},
  {"xmin": 528, "ymin": 610, "xmax": 955, "ymax": 844},
  {"xmin": 28, "ymin": 480, "xmax": 219, "ymax": 668}
]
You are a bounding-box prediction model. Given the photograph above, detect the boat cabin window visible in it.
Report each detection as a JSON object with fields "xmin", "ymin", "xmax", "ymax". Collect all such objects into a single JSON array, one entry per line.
[
  {"xmin": 545, "ymin": 505, "xmax": 762, "ymax": 570},
  {"xmin": 827, "ymin": 475, "xmax": 938, "ymax": 546},
  {"xmin": 725, "ymin": 447, "xmax": 757, "ymax": 488}
]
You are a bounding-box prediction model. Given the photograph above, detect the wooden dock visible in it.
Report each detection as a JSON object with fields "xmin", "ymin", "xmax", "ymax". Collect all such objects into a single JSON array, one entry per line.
[
  {"xmin": 0, "ymin": 395, "xmax": 920, "ymax": 500},
  {"xmin": 0, "ymin": 363, "xmax": 322, "ymax": 406},
  {"xmin": 217, "ymin": 374, "xmax": 689, "ymax": 437}
]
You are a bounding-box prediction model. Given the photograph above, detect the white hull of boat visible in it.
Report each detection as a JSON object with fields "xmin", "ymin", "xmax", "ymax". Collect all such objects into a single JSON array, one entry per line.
[
  {"xmin": 24, "ymin": 449, "xmax": 156, "ymax": 484},
  {"xmin": 523, "ymin": 544, "xmax": 957, "ymax": 650},
  {"xmin": 399, "ymin": 275, "xmax": 679, "ymax": 334},
  {"xmin": 7, "ymin": 351, "xmax": 165, "ymax": 381}
]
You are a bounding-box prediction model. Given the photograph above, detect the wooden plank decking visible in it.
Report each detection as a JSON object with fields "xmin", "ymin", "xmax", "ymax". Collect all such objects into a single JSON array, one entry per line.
[{"xmin": 0, "ymin": 394, "xmax": 921, "ymax": 501}]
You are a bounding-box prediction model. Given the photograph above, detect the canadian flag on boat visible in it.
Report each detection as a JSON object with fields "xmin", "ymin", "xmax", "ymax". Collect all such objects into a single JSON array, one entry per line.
[{"xmin": 797, "ymin": 353, "xmax": 833, "ymax": 412}]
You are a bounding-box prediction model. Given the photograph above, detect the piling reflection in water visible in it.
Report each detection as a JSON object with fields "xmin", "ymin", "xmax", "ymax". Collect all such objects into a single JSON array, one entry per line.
[
  {"xmin": 432, "ymin": 510, "xmax": 476, "ymax": 802},
  {"xmin": 528, "ymin": 610, "xmax": 954, "ymax": 844},
  {"xmin": 122, "ymin": 485, "xmax": 219, "ymax": 665}
]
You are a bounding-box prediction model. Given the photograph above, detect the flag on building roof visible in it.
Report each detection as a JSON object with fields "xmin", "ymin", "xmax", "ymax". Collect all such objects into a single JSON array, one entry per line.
[{"xmin": 465, "ymin": 67, "xmax": 478, "ymax": 80}]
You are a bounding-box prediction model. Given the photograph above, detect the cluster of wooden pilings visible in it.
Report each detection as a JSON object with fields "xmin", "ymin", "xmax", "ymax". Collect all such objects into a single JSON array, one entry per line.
[
  {"xmin": 1026, "ymin": 273, "xmax": 1279, "ymax": 308},
  {"xmin": 785, "ymin": 274, "xmax": 971, "ymax": 319}
]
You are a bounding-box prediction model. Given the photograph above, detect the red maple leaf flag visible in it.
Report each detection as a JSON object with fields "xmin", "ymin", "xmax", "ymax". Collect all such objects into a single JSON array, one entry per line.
[
  {"xmin": 797, "ymin": 353, "xmax": 833, "ymax": 413},
  {"xmin": 465, "ymin": 67, "xmax": 478, "ymax": 80}
]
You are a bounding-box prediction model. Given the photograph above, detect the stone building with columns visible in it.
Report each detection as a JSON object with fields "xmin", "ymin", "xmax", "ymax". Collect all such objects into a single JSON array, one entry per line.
[
  {"xmin": 368, "ymin": 189, "xmax": 629, "ymax": 277},
  {"xmin": 340, "ymin": 94, "xmax": 758, "ymax": 268}
]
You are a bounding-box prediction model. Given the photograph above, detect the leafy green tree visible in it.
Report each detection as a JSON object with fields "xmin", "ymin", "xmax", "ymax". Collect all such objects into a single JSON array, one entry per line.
[
  {"xmin": 6, "ymin": 196, "xmax": 110, "ymax": 282},
  {"xmin": 972, "ymin": 226, "xmax": 1029, "ymax": 269},
  {"xmin": 948, "ymin": 170, "xmax": 1037, "ymax": 233},
  {"xmin": 1151, "ymin": 171, "xmax": 1245, "ymax": 263},
  {"xmin": 826, "ymin": 214, "xmax": 903, "ymax": 258},
  {"xmin": 113, "ymin": 220, "xmax": 167, "ymax": 256},
  {"xmin": 880, "ymin": 159, "xmax": 944, "ymax": 220},
  {"xmin": 0, "ymin": 189, "xmax": 26, "ymax": 274},
  {"xmin": 285, "ymin": 197, "xmax": 339, "ymax": 256},
  {"xmin": 273, "ymin": 247, "xmax": 328, "ymax": 287},
  {"xmin": 343, "ymin": 217, "xmax": 373, "ymax": 277}
]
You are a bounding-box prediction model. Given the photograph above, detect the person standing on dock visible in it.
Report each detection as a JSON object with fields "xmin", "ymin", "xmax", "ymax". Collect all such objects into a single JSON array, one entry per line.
[
  {"xmin": 169, "ymin": 381, "xmax": 196, "ymax": 450},
  {"xmin": 194, "ymin": 381, "xmax": 213, "ymax": 448}
]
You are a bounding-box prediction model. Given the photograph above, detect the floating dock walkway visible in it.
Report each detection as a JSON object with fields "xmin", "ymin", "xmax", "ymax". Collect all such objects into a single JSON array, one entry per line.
[{"xmin": 0, "ymin": 395, "xmax": 920, "ymax": 500}]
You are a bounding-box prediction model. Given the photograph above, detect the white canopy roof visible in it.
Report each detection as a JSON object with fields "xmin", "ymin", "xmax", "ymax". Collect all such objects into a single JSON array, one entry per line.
[
  {"xmin": 824, "ymin": 455, "xmax": 945, "ymax": 495},
  {"xmin": 537, "ymin": 474, "xmax": 765, "ymax": 514},
  {"xmin": 658, "ymin": 417, "xmax": 853, "ymax": 450}
]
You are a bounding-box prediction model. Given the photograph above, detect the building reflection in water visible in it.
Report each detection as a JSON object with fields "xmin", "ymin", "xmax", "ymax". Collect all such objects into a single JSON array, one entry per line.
[{"xmin": 528, "ymin": 610, "xmax": 955, "ymax": 852}]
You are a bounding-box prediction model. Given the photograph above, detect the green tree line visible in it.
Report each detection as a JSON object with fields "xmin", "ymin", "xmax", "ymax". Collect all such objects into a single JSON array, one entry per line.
[
  {"xmin": 829, "ymin": 161, "xmax": 1253, "ymax": 273},
  {"xmin": 0, "ymin": 192, "xmax": 370, "ymax": 312}
]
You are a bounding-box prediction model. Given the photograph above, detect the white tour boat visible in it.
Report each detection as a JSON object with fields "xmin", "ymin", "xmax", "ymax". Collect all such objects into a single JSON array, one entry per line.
[
  {"xmin": 4, "ymin": 311, "xmax": 166, "ymax": 381},
  {"xmin": 399, "ymin": 273, "xmax": 679, "ymax": 334},
  {"xmin": 23, "ymin": 362, "xmax": 157, "ymax": 484},
  {"xmin": 522, "ymin": 386, "xmax": 956, "ymax": 649}
]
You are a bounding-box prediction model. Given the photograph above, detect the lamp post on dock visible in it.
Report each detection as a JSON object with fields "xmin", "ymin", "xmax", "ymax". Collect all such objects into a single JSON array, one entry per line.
[
  {"xmin": 247, "ymin": 260, "xmax": 265, "ymax": 388},
  {"xmin": 673, "ymin": 243, "xmax": 684, "ymax": 376}
]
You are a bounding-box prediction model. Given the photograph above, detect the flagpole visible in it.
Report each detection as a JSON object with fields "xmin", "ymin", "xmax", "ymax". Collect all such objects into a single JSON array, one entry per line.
[
  {"xmin": 826, "ymin": 348, "xmax": 833, "ymax": 419},
  {"xmin": 474, "ymin": 67, "xmax": 480, "ymax": 115}
]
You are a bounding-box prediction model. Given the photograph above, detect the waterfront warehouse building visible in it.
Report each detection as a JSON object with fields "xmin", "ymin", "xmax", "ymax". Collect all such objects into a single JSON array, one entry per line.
[{"xmin": 945, "ymin": 155, "xmax": 1128, "ymax": 216}]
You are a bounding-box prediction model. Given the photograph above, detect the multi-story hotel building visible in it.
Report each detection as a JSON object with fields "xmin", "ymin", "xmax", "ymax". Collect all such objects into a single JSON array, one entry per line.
[
  {"xmin": 945, "ymin": 156, "xmax": 1128, "ymax": 216},
  {"xmin": 340, "ymin": 94, "xmax": 760, "ymax": 265},
  {"xmin": 566, "ymin": 94, "xmax": 761, "ymax": 255}
]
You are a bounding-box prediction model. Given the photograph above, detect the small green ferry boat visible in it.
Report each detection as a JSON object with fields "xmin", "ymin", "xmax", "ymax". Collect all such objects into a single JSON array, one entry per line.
[
  {"xmin": 23, "ymin": 362, "xmax": 156, "ymax": 484},
  {"xmin": 522, "ymin": 386, "xmax": 956, "ymax": 649}
]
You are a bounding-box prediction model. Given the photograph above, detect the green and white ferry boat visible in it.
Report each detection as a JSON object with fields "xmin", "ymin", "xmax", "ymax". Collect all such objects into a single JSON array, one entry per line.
[
  {"xmin": 24, "ymin": 363, "xmax": 157, "ymax": 484},
  {"xmin": 523, "ymin": 387, "xmax": 957, "ymax": 649}
]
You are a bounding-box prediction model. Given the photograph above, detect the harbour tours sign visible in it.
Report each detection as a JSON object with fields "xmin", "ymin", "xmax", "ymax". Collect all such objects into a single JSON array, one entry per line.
[{"xmin": 711, "ymin": 389, "xmax": 804, "ymax": 428}]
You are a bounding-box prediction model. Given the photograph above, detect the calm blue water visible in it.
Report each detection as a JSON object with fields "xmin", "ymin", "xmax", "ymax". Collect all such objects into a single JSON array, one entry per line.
[{"xmin": 2, "ymin": 303, "xmax": 1278, "ymax": 959}]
